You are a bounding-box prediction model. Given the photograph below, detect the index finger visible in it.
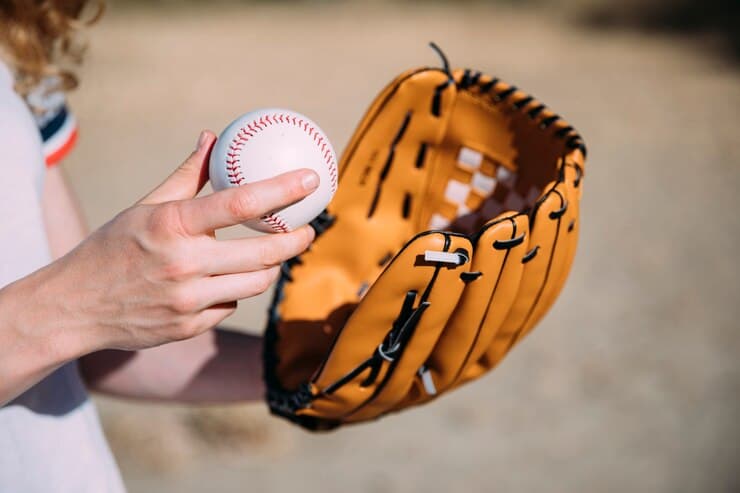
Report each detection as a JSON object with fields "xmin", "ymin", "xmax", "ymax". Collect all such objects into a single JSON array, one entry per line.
[{"xmin": 177, "ymin": 169, "xmax": 319, "ymax": 234}]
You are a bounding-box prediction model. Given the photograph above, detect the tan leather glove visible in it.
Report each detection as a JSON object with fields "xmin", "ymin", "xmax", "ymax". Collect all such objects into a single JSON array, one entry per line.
[{"xmin": 264, "ymin": 46, "xmax": 586, "ymax": 430}]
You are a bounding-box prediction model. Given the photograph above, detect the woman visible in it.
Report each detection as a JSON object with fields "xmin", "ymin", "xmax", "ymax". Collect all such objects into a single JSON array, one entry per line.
[{"xmin": 0, "ymin": 2, "xmax": 318, "ymax": 491}]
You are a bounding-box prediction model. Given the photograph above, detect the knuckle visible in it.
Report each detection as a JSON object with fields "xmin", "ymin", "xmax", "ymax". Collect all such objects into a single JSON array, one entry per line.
[
  {"xmin": 283, "ymin": 175, "xmax": 309, "ymax": 202},
  {"xmin": 112, "ymin": 206, "xmax": 139, "ymax": 228},
  {"xmin": 157, "ymin": 241, "xmax": 202, "ymax": 281},
  {"xmin": 266, "ymin": 266, "xmax": 281, "ymax": 286},
  {"xmin": 283, "ymin": 228, "xmax": 312, "ymax": 259},
  {"xmin": 257, "ymin": 239, "xmax": 283, "ymax": 267},
  {"xmin": 146, "ymin": 203, "xmax": 187, "ymax": 238},
  {"xmin": 282, "ymin": 232, "xmax": 306, "ymax": 259},
  {"xmin": 298, "ymin": 226, "xmax": 315, "ymax": 250},
  {"xmin": 257, "ymin": 229, "xmax": 311, "ymax": 267},
  {"xmin": 284, "ymin": 176, "xmax": 304, "ymax": 199},
  {"xmin": 161, "ymin": 256, "xmax": 197, "ymax": 281},
  {"xmin": 169, "ymin": 288, "xmax": 200, "ymax": 315},
  {"xmin": 146, "ymin": 204, "xmax": 174, "ymax": 233},
  {"xmin": 173, "ymin": 317, "xmax": 201, "ymax": 340},
  {"xmin": 267, "ymin": 266, "xmax": 281, "ymax": 284},
  {"xmin": 228, "ymin": 189, "xmax": 259, "ymax": 220},
  {"xmin": 253, "ymin": 268, "xmax": 278, "ymax": 294}
]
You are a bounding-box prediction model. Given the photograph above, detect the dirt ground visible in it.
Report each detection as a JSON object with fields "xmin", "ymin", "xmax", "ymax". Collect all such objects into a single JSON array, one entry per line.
[{"xmin": 64, "ymin": 3, "xmax": 740, "ymax": 492}]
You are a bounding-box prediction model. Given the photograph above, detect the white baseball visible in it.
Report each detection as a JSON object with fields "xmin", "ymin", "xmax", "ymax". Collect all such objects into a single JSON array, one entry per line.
[{"xmin": 209, "ymin": 108, "xmax": 338, "ymax": 233}]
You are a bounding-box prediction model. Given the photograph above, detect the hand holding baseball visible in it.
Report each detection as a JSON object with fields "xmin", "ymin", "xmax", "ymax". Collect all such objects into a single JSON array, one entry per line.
[{"xmin": 15, "ymin": 131, "xmax": 317, "ymax": 356}]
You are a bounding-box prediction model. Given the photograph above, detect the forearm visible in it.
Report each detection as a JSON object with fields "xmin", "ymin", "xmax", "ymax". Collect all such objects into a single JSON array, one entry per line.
[
  {"xmin": 0, "ymin": 266, "xmax": 94, "ymax": 404},
  {"xmin": 0, "ymin": 168, "xmax": 95, "ymax": 404},
  {"xmin": 80, "ymin": 328, "xmax": 265, "ymax": 403}
]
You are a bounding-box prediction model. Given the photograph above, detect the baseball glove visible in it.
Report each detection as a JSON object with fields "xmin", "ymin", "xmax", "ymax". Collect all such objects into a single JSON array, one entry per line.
[{"xmin": 264, "ymin": 45, "xmax": 586, "ymax": 431}]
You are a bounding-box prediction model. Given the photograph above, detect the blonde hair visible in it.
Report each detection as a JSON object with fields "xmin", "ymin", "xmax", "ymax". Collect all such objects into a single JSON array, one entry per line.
[{"xmin": 0, "ymin": 0, "xmax": 103, "ymax": 96}]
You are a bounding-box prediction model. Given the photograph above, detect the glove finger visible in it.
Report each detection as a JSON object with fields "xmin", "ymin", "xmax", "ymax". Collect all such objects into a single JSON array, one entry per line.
[
  {"xmin": 344, "ymin": 233, "xmax": 474, "ymax": 423},
  {"xmin": 474, "ymin": 179, "xmax": 570, "ymax": 371},
  {"xmin": 549, "ymin": 162, "xmax": 583, "ymax": 300},
  {"xmin": 401, "ymin": 213, "xmax": 529, "ymax": 406},
  {"xmin": 298, "ymin": 232, "xmax": 471, "ymax": 421},
  {"xmin": 520, "ymin": 162, "xmax": 582, "ymax": 336}
]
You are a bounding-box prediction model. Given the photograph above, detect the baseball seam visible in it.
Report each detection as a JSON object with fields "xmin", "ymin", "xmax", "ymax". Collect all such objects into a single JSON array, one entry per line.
[
  {"xmin": 261, "ymin": 213, "xmax": 290, "ymax": 233},
  {"xmin": 226, "ymin": 112, "xmax": 338, "ymax": 192}
]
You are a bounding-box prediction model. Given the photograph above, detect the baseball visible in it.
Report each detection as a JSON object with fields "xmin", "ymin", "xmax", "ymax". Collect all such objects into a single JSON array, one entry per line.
[{"xmin": 209, "ymin": 108, "xmax": 338, "ymax": 233}]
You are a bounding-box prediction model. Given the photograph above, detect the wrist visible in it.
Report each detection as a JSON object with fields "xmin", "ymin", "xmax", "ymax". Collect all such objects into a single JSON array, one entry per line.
[
  {"xmin": 0, "ymin": 266, "xmax": 90, "ymax": 402},
  {"xmin": 1, "ymin": 263, "xmax": 98, "ymax": 369}
]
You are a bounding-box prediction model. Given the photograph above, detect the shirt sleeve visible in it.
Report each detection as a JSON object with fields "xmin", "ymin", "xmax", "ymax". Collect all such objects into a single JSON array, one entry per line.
[{"xmin": 25, "ymin": 77, "xmax": 78, "ymax": 167}]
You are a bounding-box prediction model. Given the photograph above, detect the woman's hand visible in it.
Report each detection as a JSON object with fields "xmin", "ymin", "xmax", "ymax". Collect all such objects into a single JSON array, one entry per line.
[
  {"xmin": 2, "ymin": 130, "xmax": 318, "ymax": 387},
  {"xmin": 59, "ymin": 130, "xmax": 318, "ymax": 352}
]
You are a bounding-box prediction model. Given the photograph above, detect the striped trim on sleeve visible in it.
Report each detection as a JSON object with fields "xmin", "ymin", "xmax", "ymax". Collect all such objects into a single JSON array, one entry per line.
[
  {"xmin": 39, "ymin": 105, "xmax": 78, "ymax": 166},
  {"xmin": 26, "ymin": 77, "xmax": 79, "ymax": 167}
]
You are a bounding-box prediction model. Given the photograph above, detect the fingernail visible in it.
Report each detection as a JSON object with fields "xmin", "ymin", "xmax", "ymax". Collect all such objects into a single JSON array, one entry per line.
[
  {"xmin": 302, "ymin": 171, "xmax": 319, "ymax": 191},
  {"xmin": 196, "ymin": 131, "xmax": 208, "ymax": 151}
]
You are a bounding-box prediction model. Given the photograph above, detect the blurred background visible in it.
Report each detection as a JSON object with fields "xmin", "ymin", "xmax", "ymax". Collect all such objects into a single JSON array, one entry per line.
[{"xmin": 64, "ymin": 0, "xmax": 739, "ymax": 491}]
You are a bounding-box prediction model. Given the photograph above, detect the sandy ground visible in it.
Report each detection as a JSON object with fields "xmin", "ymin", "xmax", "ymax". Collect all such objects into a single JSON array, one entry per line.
[{"xmin": 64, "ymin": 3, "xmax": 740, "ymax": 492}]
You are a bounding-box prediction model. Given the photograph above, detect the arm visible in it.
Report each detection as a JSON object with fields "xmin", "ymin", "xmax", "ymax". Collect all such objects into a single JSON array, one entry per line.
[
  {"xmin": 0, "ymin": 131, "xmax": 317, "ymax": 404},
  {"xmin": 79, "ymin": 329, "xmax": 265, "ymax": 402},
  {"xmin": 42, "ymin": 166, "xmax": 89, "ymax": 258},
  {"xmin": 0, "ymin": 166, "xmax": 93, "ymax": 401}
]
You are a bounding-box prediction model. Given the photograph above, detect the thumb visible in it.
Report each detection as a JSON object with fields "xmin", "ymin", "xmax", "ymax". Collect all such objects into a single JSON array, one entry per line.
[{"xmin": 139, "ymin": 130, "xmax": 217, "ymax": 205}]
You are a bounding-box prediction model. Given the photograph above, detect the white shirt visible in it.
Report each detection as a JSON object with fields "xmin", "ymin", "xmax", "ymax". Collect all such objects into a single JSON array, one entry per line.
[{"xmin": 0, "ymin": 60, "xmax": 126, "ymax": 493}]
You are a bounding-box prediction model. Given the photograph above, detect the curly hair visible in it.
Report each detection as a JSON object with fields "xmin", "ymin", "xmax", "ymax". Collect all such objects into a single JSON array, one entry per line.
[{"xmin": 0, "ymin": 0, "xmax": 103, "ymax": 96}]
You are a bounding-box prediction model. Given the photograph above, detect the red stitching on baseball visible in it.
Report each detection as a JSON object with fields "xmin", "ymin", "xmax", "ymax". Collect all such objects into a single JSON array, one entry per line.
[
  {"xmin": 262, "ymin": 213, "xmax": 289, "ymax": 233},
  {"xmin": 225, "ymin": 112, "xmax": 338, "ymax": 194}
]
